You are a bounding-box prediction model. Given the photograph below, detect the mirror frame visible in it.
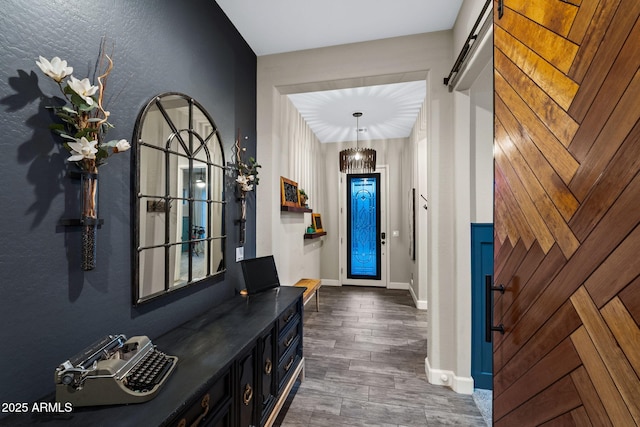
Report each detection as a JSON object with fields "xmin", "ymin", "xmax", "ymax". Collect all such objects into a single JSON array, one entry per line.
[{"xmin": 132, "ymin": 92, "xmax": 226, "ymax": 305}]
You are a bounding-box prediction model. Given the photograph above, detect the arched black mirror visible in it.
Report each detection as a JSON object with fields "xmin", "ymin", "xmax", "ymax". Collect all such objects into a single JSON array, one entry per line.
[{"xmin": 133, "ymin": 93, "xmax": 225, "ymax": 304}]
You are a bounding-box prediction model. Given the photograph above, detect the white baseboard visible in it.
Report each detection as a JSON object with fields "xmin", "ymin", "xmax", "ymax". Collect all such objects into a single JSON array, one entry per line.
[
  {"xmin": 320, "ymin": 280, "xmax": 417, "ymax": 291},
  {"xmin": 409, "ymin": 285, "xmax": 428, "ymax": 310},
  {"xmin": 320, "ymin": 279, "xmax": 340, "ymax": 287},
  {"xmin": 425, "ymin": 357, "xmax": 474, "ymax": 395},
  {"xmin": 388, "ymin": 281, "xmax": 409, "ymax": 290}
]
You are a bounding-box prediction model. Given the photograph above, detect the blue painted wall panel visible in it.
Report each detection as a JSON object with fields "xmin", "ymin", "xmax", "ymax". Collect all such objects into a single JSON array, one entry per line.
[{"xmin": 471, "ymin": 223, "xmax": 494, "ymax": 390}]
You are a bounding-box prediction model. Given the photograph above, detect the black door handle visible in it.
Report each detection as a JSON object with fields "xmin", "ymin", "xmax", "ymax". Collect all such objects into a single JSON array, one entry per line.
[{"xmin": 485, "ymin": 275, "xmax": 505, "ymax": 342}]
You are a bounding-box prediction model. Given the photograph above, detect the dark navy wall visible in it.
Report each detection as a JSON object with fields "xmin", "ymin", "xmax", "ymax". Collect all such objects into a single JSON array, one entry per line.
[{"xmin": 0, "ymin": 0, "xmax": 256, "ymax": 405}]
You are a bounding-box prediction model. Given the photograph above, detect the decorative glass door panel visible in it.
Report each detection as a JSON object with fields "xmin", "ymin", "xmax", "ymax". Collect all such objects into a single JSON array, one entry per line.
[{"xmin": 347, "ymin": 174, "xmax": 381, "ymax": 280}]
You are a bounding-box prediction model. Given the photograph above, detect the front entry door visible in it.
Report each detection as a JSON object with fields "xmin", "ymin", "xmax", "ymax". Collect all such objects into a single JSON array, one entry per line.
[
  {"xmin": 493, "ymin": 2, "xmax": 640, "ymax": 425},
  {"xmin": 340, "ymin": 168, "xmax": 387, "ymax": 287}
]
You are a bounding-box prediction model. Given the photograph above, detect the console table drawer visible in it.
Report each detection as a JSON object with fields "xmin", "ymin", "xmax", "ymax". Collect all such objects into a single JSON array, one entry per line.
[
  {"xmin": 277, "ymin": 346, "xmax": 301, "ymax": 391},
  {"xmin": 278, "ymin": 320, "xmax": 301, "ymax": 359},
  {"xmin": 277, "ymin": 303, "xmax": 300, "ymax": 331},
  {"xmin": 172, "ymin": 371, "xmax": 231, "ymax": 427}
]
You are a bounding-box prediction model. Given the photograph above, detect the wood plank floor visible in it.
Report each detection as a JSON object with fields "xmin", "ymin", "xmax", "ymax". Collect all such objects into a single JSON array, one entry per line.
[{"xmin": 274, "ymin": 286, "xmax": 487, "ymax": 426}]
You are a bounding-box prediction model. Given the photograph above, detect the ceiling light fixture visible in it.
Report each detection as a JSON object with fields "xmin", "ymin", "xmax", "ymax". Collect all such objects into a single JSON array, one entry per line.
[
  {"xmin": 339, "ymin": 112, "xmax": 376, "ymax": 174},
  {"xmin": 195, "ymin": 170, "xmax": 206, "ymax": 188}
]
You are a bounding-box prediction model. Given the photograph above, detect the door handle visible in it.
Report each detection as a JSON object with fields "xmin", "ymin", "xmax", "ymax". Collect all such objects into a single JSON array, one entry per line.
[{"xmin": 485, "ymin": 275, "xmax": 505, "ymax": 342}]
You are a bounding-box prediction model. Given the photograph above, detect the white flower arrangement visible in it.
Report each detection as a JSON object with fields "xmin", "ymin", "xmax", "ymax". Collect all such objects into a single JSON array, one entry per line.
[
  {"xmin": 236, "ymin": 173, "xmax": 255, "ymax": 193},
  {"xmin": 36, "ymin": 43, "xmax": 130, "ymax": 173},
  {"xmin": 234, "ymin": 134, "xmax": 261, "ymax": 197}
]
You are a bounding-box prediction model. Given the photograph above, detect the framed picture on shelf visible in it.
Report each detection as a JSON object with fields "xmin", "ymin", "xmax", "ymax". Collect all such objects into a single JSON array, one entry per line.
[
  {"xmin": 280, "ymin": 176, "xmax": 300, "ymax": 208},
  {"xmin": 311, "ymin": 213, "xmax": 323, "ymax": 233}
]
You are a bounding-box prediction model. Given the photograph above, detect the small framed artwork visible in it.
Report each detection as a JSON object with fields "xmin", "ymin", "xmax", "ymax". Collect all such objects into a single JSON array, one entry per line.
[
  {"xmin": 280, "ymin": 176, "xmax": 300, "ymax": 208},
  {"xmin": 312, "ymin": 213, "xmax": 323, "ymax": 232}
]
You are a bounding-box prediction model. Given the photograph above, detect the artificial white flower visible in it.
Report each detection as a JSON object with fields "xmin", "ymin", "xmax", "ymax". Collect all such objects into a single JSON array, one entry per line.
[
  {"xmin": 35, "ymin": 51, "xmax": 130, "ymax": 171},
  {"xmin": 67, "ymin": 75, "xmax": 99, "ymax": 106},
  {"xmin": 236, "ymin": 175, "xmax": 254, "ymax": 192},
  {"xmin": 36, "ymin": 56, "xmax": 73, "ymax": 82},
  {"xmin": 114, "ymin": 139, "xmax": 131, "ymax": 153},
  {"xmin": 248, "ymin": 175, "xmax": 255, "ymax": 181},
  {"xmin": 67, "ymin": 137, "xmax": 98, "ymax": 162}
]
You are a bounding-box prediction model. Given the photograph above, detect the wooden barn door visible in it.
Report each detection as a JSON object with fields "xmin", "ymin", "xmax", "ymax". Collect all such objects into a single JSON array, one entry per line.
[{"xmin": 493, "ymin": 0, "xmax": 640, "ymax": 425}]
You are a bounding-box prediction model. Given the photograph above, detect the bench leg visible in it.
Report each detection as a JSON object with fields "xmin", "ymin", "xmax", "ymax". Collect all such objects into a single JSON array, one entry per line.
[{"xmin": 315, "ymin": 289, "xmax": 320, "ymax": 311}]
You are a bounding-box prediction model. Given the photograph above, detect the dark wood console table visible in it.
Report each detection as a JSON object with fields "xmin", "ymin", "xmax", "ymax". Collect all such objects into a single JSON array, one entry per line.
[{"xmin": 2, "ymin": 287, "xmax": 304, "ymax": 427}]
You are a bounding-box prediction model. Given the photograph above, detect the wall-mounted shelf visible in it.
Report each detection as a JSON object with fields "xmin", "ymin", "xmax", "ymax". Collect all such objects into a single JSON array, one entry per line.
[
  {"xmin": 304, "ymin": 231, "xmax": 326, "ymax": 239},
  {"xmin": 281, "ymin": 205, "xmax": 312, "ymax": 213}
]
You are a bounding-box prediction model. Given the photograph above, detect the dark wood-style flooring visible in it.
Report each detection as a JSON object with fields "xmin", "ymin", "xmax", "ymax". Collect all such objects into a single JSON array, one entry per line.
[{"xmin": 275, "ymin": 286, "xmax": 487, "ymax": 426}]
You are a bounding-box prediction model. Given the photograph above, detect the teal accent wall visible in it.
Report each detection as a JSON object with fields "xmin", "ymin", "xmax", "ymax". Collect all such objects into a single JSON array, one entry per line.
[{"xmin": 471, "ymin": 223, "xmax": 494, "ymax": 390}]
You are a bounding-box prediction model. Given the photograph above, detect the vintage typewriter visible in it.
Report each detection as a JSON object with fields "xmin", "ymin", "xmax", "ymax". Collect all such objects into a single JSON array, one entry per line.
[{"xmin": 55, "ymin": 334, "xmax": 178, "ymax": 407}]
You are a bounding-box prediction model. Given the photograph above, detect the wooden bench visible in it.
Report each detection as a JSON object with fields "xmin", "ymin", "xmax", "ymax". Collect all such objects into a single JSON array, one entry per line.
[{"xmin": 293, "ymin": 278, "xmax": 321, "ymax": 311}]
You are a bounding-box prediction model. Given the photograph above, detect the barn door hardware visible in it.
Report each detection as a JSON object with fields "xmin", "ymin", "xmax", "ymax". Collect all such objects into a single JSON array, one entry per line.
[
  {"xmin": 444, "ymin": 0, "xmax": 492, "ymax": 90},
  {"xmin": 485, "ymin": 275, "xmax": 505, "ymax": 342}
]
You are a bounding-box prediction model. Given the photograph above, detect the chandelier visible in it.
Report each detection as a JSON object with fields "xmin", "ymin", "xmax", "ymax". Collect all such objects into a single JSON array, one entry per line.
[{"xmin": 339, "ymin": 112, "xmax": 376, "ymax": 173}]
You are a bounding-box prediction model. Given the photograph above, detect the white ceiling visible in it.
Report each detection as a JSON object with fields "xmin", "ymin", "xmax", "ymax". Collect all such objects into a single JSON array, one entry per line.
[
  {"xmin": 288, "ymin": 81, "xmax": 427, "ymax": 143},
  {"xmin": 215, "ymin": 0, "xmax": 463, "ymax": 56},
  {"xmin": 215, "ymin": 0, "xmax": 463, "ymax": 142}
]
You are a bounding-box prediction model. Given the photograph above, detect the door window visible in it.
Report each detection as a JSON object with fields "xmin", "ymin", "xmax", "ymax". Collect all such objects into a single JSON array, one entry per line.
[{"xmin": 347, "ymin": 174, "xmax": 381, "ymax": 280}]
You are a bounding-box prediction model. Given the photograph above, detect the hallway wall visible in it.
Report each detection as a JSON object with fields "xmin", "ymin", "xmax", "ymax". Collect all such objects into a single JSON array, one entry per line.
[
  {"xmin": 256, "ymin": 31, "xmax": 476, "ymax": 387},
  {"xmin": 256, "ymin": 30, "xmax": 452, "ymax": 292},
  {"xmin": 424, "ymin": 0, "xmax": 494, "ymax": 393},
  {"xmin": 470, "ymin": 61, "xmax": 494, "ymax": 224},
  {"xmin": 319, "ymin": 137, "xmax": 412, "ymax": 287},
  {"xmin": 272, "ymin": 95, "xmax": 323, "ymax": 285},
  {"xmin": 0, "ymin": 0, "xmax": 256, "ymax": 406}
]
